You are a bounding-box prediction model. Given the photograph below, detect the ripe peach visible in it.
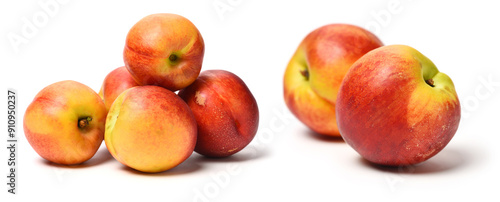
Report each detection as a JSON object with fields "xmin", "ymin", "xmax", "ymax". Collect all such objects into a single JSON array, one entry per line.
[
  {"xmin": 179, "ymin": 70, "xmax": 259, "ymax": 158},
  {"xmin": 100, "ymin": 66, "xmax": 139, "ymax": 111},
  {"xmin": 124, "ymin": 13, "xmax": 204, "ymax": 91},
  {"xmin": 24, "ymin": 80, "xmax": 106, "ymax": 165},
  {"xmin": 105, "ymin": 86, "xmax": 197, "ymax": 172}
]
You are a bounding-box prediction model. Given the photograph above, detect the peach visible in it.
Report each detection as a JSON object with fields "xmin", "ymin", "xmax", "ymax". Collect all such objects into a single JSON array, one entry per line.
[
  {"xmin": 179, "ymin": 70, "xmax": 259, "ymax": 158},
  {"xmin": 123, "ymin": 13, "xmax": 204, "ymax": 91},
  {"xmin": 283, "ymin": 24, "xmax": 383, "ymax": 136},
  {"xmin": 105, "ymin": 86, "xmax": 197, "ymax": 172},
  {"xmin": 24, "ymin": 80, "xmax": 106, "ymax": 165},
  {"xmin": 100, "ymin": 66, "xmax": 139, "ymax": 111},
  {"xmin": 337, "ymin": 45, "xmax": 461, "ymax": 166}
]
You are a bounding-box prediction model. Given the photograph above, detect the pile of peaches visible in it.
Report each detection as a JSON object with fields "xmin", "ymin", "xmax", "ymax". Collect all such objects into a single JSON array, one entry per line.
[
  {"xmin": 283, "ymin": 24, "xmax": 461, "ymax": 166},
  {"xmin": 25, "ymin": 13, "xmax": 461, "ymax": 172},
  {"xmin": 24, "ymin": 13, "xmax": 259, "ymax": 173}
]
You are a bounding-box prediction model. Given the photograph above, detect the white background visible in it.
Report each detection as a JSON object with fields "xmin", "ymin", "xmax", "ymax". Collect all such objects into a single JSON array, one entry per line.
[{"xmin": 1, "ymin": 0, "xmax": 499, "ymax": 201}]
